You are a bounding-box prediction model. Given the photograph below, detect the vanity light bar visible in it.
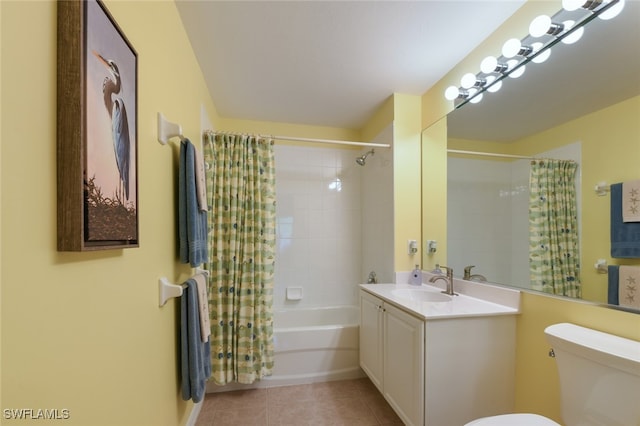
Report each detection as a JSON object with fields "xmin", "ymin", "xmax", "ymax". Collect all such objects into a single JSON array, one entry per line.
[{"xmin": 445, "ymin": 0, "xmax": 625, "ymax": 107}]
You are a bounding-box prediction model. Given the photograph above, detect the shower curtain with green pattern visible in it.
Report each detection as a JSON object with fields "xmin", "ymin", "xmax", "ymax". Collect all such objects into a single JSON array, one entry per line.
[
  {"xmin": 203, "ymin": 131, "xmax": 276, "ymax": 385},
  {"xmin": 529, "ymin": 159, "xmax": 581, "ymax": 298}
]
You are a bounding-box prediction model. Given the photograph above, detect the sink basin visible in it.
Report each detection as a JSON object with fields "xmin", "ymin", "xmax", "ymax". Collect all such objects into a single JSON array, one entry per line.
[{"xmin": 391, "ymin": 288, "xmax": 452, "ymax": 303}]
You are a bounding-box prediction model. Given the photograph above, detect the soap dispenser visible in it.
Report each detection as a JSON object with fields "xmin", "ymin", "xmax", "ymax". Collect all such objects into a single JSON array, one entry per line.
[{"xmin": 409, "ymin": 265, "xmax": 422, "ymax": 286}]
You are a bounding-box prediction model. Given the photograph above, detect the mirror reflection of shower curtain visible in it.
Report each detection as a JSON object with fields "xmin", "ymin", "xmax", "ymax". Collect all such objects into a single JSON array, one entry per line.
[
  {"xmin": 529, "ymin": 159, "xmax": 581, "ymax": 298},
  {"xmin": 203, "ymin": 131, "xmax": 276, "ymax": 385}
]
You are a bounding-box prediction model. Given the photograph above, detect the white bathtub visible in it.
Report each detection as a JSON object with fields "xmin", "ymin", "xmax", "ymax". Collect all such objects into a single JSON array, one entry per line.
[{"xmin": 206, "ymin": 305, "xmax": 363, "ymax": 393}]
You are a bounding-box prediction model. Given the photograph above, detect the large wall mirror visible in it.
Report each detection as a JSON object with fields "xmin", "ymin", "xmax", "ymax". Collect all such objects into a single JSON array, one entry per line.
[{"xmin": 423, "ymin": 1, "xmax": 640, "ymax": 312}]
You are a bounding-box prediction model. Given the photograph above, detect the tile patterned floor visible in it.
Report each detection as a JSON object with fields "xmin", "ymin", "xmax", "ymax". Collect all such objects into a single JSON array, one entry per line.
[{"xmin": 195, "ymin": 378, "xmax": 404, "ymax": 426}]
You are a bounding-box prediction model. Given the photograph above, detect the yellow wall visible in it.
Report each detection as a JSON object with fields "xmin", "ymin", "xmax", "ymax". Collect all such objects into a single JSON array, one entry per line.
[
  {"xmin": 0, "ymin": 0, "xmax": 3, "ymax": 411},
  {"xmin": 392, "ymin": 94, "xmax": 423, "ymax": 272},
  {"xmin": 1, "ymin": 1, "xmax": 219, "ymax": 424},
  {"xmin": 360, "ymin": 95, "xmax": 394, "ymax": 143}
]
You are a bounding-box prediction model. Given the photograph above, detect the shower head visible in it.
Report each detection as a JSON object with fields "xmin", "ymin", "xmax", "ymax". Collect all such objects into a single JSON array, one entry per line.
[{"xmin": 356, "ymin": 149, "xmax": 375, "ymax": 166}]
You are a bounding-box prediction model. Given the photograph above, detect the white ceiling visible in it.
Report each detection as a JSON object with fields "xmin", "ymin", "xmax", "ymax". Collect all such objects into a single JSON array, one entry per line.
[{"xmin": 175, "ymin": 0, "xmax": 527, "ymax": 130}]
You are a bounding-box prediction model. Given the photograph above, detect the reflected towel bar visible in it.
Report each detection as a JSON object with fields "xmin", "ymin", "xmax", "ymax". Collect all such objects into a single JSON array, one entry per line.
[
  {"xmin": 594, "ymin": 181, "xmax": 610, "ymax": 196},
  {"xmin": 594, "ymin": 259, "xmax": 608, "ymax": 274}
]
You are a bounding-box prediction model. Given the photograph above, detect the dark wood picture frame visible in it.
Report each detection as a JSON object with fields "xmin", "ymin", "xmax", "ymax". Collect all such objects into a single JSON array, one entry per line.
[{"xmin": 57, "ymin": 0, "xmax": 139, "ymax": 251}]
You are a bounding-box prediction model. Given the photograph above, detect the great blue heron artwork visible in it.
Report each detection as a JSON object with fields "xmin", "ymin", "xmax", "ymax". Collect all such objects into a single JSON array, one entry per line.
[
  {"xmin": 56, "ymin": 0, "xmax": 138, "ymax": 250},
  {"xmin": 80, "ymin": 0, "xmax": 138, "ymax": 245},
  {"xmin": 93, "ymin": 50, "xmax": 130, "ymax": 202}
]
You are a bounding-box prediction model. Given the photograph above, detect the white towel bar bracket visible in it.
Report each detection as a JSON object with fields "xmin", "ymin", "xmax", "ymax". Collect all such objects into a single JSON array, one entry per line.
[
  {"xmin": 594, "ymin": 181, "xmax": 610, "ymax": 196},
  {"xmin": 158, "ymin": 269, "xmax": 209, "ymax": 307},
  {"xmin": 157, "ymin": 112, "xmax": 184, "ymax": 145},
  {"xmin": 159, "ymin": 277, "xmax": 183, "ymax": 306},
  {"xmin": 594, "ymin": 259, "xmax": 608, "ymax": 274}
]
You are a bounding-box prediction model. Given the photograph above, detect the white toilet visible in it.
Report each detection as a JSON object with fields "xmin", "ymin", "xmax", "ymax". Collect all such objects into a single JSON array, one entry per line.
[{"xmin": 465, "ymin": 322, "xmax": 640, "ymax": 426}]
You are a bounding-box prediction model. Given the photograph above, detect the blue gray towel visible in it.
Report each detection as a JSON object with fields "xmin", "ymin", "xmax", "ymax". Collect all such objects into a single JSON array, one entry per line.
[
  {"xmin": 179, "ymin": 139, "xmax": 208, "ymax": 266},
  {"xmin": 181, "ymin": 279, "xmax": 211, "ymax": 403},
  {"xmin": 610, "ymin": 183, "xmax": 640, "ymax": 258},
  {"xmin": 607, "ymin": 265, "xmax": 619, "ymax": 305}
]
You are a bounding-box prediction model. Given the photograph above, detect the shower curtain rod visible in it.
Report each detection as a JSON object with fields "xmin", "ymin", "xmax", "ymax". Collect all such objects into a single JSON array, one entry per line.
[
  {"xmin": 447, "ymin": 149, "xmax": 536, "ymax": 160},
  {"xmin": 270, "ymin": 135, "xmax": 390, "ymax": 148},
  {"xmin": 157, "ymin": 113, "xmax": 390, "ymax": 148}
]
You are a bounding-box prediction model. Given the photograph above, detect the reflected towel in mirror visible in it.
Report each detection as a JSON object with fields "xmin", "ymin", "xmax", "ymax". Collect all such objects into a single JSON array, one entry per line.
[
  {"xmin": 608, "ymin": 265, "xmax": 640, "ymax": 309},
  {"xmin": 610, "ymin": 183, "xmax": 640, "ymax": 258},
  {"xmin": 622, "ymin": 180, "xmax": 640, "ymax": 222}
]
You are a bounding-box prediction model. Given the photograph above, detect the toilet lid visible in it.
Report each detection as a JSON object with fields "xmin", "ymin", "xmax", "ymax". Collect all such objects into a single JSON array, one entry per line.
[{"xmin": 465, "ymin": 414, "xmax": 561, "ymax": 426}]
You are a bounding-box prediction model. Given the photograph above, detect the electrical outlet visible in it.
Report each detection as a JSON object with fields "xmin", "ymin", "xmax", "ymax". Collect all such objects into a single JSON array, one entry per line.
[{"xmin": 408, "ymin": 239, "xmax": 418, "ymax": 255}]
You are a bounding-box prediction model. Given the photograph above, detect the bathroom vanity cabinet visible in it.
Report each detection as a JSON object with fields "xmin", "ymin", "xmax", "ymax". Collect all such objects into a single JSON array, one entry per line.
[
  {"xmin": 360, "ymin": 290, "xmax": 424, "ymax": 426},
  {"xmin": 359, "ymin": 285, "xmax": 519, "ymax": 426}
]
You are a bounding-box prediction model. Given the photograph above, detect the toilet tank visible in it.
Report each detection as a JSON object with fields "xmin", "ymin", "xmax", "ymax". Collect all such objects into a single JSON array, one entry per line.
[{"xmin": 544, "ymin": 323, "xmax": 640, "ymax": 426}]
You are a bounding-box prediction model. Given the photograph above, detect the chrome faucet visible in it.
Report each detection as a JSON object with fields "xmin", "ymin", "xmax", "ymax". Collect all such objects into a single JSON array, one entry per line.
[
  {"xmin": 463, "ymin": 265, "xmax": 487, "ymax": 282},
  {"xmin": 428, "ymin": 266, "xmax": 457, "ymax": 296}
]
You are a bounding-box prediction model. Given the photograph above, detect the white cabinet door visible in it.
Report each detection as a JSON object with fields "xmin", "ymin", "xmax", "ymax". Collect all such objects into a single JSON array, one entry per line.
[
  {"xmin": 359, "ymin": 291, "xmax": 384, "ymax": 392},
  {"xmin": 383, "ymin": 302, "xmax": 425, "ymax": 426}
]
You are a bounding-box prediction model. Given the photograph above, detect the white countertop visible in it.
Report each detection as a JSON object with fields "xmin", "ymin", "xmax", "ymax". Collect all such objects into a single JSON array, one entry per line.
[{"xmin": 360, "ymin": 280, "xmax": 520, "ymax": 320}]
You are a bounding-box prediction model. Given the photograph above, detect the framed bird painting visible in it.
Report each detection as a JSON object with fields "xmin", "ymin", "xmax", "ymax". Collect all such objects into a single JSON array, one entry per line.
[{"xmin": 57, "ymin": 0, "xmax": 138, "ymax": 251}]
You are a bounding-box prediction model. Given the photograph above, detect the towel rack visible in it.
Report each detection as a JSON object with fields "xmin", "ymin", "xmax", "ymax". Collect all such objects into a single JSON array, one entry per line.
[
  {"xmin": 594, "ymin": 259, "xmax": 608, "ymax": 274},
  {"xmin": 158, "ymin": 268, "xmax": 208, "ymax": 306},
  {"xmin": 157, "ymin": 112, "xmax": 185, "ymax": 145},
  {"xmin": 594, "ymin": 181, "xmax": 610, "ymax": 196}
]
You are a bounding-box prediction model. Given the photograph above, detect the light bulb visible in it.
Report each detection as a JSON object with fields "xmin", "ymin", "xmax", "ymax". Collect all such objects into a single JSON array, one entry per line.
[
  {"xmin": 484, "ymin": 76, "xmax": 502, "ymax": 93},
  {"xmin": 503, "ymin": 39, "xmax": 533, "ymax": 58},
  {"xmin": 562, "ymin": 0, "xmax": 586, "ymax": 11},
  {"xmin": 530, "ymin": 15, "xmax": 552, "ymax": 37},
  {"xmin": 530, "ymin": 15, "xmax": 564, "ymax": 37},
  {"xmin": 502, "ymin": 38, "xmax": 522, "ymax": 58},
  {"xmin": 561, "ymin": 21, "xmax": 584, "ymax": 44},
  {"xmin": 445, "ymin": 86, "xmax": 461, "ymax": 101},
  {"xmin": 470, "ymin": 92, "xmax": 483, "ymax": 104},
  {"xmin": 599, "ymin": 0, "xmax": 625, "ymax": 20},
  {"xmin": 532, "ymin": 47, "xmax": 552, "ymax": 64},
  {"xmin": 480, "ymin": 56, "xmax": 497, "ymax": 74},
  {"xmin": 507, "ymin": 60, "xmax": 526, "ymax": 79},
  {"xmin": 461, "ymin": 73, "xmax": 478, "ymax": 89},
  {"xmin": 480, "ymin": 56, "xmax": 507, "ymax": 74},
  {"xmin": 510, "ymin": 65, "xmax": 526, "ymax": 79},
  {"xmin": 487, "ymin": 80, "xmax": 502, "ymax": 93},
  {"xmin": 466, "ymin": 88, "xmax": 483, "ymax": 104}
]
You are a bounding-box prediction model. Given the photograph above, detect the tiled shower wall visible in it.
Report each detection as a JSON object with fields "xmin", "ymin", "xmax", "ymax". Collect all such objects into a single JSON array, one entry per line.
[
  {"xmin": 447, "ymin": 157, "xmax": 519, "ymax": 284},
  {"xmin": 273, "ymin": 145, "xmax": 364, "ymax": 309},
  {"xmin": 360, "ymin": 141, "xmax": 394, "ymax": 284}
]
